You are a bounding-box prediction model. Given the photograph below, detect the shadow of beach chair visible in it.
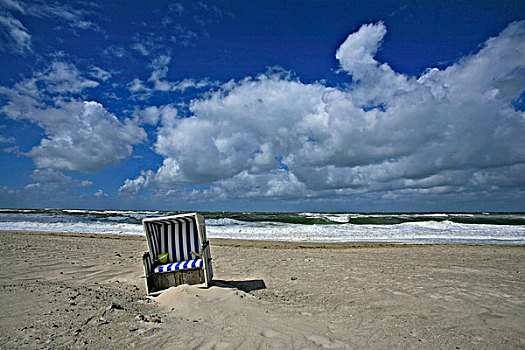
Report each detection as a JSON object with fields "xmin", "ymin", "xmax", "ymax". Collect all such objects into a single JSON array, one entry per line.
[{"xmin": 142, "ymin": 213, "xmax": 213, "ymax": 295}]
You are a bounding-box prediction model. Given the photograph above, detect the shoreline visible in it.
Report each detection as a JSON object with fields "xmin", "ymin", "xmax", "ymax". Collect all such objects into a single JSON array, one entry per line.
[{"xmin": 1, "ymin": 229, "xmax": 523, "ymax": 248}]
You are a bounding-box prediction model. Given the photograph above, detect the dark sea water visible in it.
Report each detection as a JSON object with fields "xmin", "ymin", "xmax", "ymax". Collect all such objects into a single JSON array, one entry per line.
[{"xmin": 0, "ymin": 209, "xmax": 523, "ymax": 244}]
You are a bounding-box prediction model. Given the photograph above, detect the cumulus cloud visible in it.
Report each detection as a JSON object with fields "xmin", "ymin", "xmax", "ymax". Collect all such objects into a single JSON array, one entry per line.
[
  {"xmin": 336, "ymin": 22, "xmax": 387, "ymax": 77},
  {"xmin": 0, "ymin": 61, "xmax": 147, "ymax": 172},
  {"xmin": 26, "ymin": 100, "xmax": 146, "ymax": 171},
  {"xmin": 121, "ymin": 21, "xmax": 525, "ymax": 203},
  {"xmin": 133, "ymin": 104, "xmax": 179, "ymax": 126},
  {"xmin": 119, "ymin": 170, "xmax": 154, "ymax": 194},
  {"xmin": 94, "ymin": 189, "xmax": 108, "ymax": 197},
  {"xmin": 153, "ymin": 73, "xmax": 326, "ymax": 185}
]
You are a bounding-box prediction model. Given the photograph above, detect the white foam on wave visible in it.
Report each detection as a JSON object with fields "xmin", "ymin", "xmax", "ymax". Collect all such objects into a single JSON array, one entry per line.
[
  {"xmin": 412, "ymin": 213, "xmax": 448, "ymax": 217},
  {"xmin": 205, "ymin": 220, "xmax": 524, "ymax": 243},
  {"xmin": 1, "ymin": 217, "xmax": 523, "ymax": 244},
  {"xmin": 207, "ymin": 218, "xmax": 251, "ymax": 226},
  {"xmin": 299, "ymin": 212, "xmax": 350, "ymax": 223},
  {"xmin": 1, "ymin": 221, "xmax": 144, "ymax": 235}
]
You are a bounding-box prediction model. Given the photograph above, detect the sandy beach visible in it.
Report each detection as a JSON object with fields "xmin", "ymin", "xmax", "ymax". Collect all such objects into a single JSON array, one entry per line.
[{"xmin": 0, "ymin": 230, "xmax": 523, "ymax": 349}]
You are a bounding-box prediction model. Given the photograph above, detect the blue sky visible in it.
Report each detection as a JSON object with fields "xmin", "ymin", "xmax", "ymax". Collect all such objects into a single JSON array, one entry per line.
[{"xmin": 0, "ymin": 0, "xmax": 524, "ymax": 211}]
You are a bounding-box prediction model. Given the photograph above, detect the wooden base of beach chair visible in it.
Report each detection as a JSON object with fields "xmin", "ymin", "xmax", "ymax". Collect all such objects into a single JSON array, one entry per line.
[{"xmin": 147, "ymin": 269, "xmax": 205, "ymax": 294}]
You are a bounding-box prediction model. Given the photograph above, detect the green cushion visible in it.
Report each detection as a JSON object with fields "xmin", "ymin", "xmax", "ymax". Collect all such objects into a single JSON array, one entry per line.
[{"xmin": 157, "ymin": 253, "xmax": 168, "ymax": 264}]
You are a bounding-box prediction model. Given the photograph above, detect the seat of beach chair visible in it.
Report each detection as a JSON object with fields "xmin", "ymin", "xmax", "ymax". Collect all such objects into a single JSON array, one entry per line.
[
  {"xmin": 142, "ymin": 213, "xmax": 213, "ymax": 295},
  {"xmin": 153, "ymin": 258, "xmax": 203, "ymax": 273}
]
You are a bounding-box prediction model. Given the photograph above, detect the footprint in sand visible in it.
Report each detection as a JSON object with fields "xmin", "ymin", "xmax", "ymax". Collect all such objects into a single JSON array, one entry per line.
[
  {"xmin": 306, "ymin": 334, "xmax": 337, "ymax": 348},
  {"xmin": 260, "ymin": 329, "xmax": 280, "ymax": 338}
]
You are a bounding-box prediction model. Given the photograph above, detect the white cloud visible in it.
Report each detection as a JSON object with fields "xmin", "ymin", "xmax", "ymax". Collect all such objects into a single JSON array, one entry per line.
[
  {"xmin": 27, "ymin": 100, "xmax": 146, "ymax": 171},
  {"xmin": 1, "ymin": 0, "xmax": 24, "ymax": 13},
  {"xmin": 25, "ymin": 1, "xmax": 101, "ymax": 32},
  {"xmin": 0, "ymin": 135, "xmax": 15, "ymax": 143},
  {"xmin": 35, "ymin": 61, "xmax": 99, "ymax": 94},
  {"xmin": 119, "ymin": 170, "xmax": 154, "ymax": 194},
  {"xmin": 122, "ymin": 21, "xmax": 525, "ymax": 202},
  {"xmin": 168, "ymin": 26, "xmax": 198, "ymax": 47},
  {"xmin": 128, "ymin": 55, "xmax": 219, "ymax": 95},
  {"xmin": 220, "ymin": 170, "xmax": 308, "ymax": 199},
  {"xmin": 133, "ymin": 104, "xmax": 179, "ymax": 126},
  {"xmin": 94, "ymin": 189, "xmax": 108, "ymax": 197},
  {"xmin": 30, "ymin": 168, "xmax": 70, "ymax": 183},
  {"xmin": 153, "ymin": 73, "xmax": 326, "ymax": 185},
  {"xmin": 336, "ymin": 22, "xmax": 387, "ymax": 77},
  {"xmin": 131, "ymin": 42, "xmax": 151, "ymax": 56},
  {"xmin": 0, "ymin": 0, "xmax": 101, "ymax": 54},
  {"xmin": 127, "ymin": 78, "xmax": 150, "ymax": 93},
  {"xmin": 24, "ymin": 182, "xmax": 40, "ymax": 190},
  {"xmin": 148, "ymin": 55, "xmax": 172, "ymax": 91},
  {"xmin": 2, "ymin": 145, "xmax": 19, "ymax": 154},
  {"xmin": 9, "ymin": 169, "xmax": 96, "ymax": 207},
  {"xmin": 0, "ymin": 11, "xmax": 31, "ymax": 53},
  {"xmin": 88, "ymin": 66, "xmax": 111, "ymax": 82},
  {"xmin": 0, "ymin": 60, "xmax": 100, "ymax": 120},
  {"xmin": 103, "ymin": 45, "xmax": 126, "ymax": 58},
  {"xmin": 0, "ymin": 61, "xmax": 147, "ymax": 172},
  {"xmin": 172, "ymin": 78, "xmax": 219, "ymax": 91},
  {"xmin": 130, "ymin": 33, "xmax": 170, "ymax": 57},
  {"xmin": 27, "ymin": 168, "xmax": 92, "ymax": 192}
]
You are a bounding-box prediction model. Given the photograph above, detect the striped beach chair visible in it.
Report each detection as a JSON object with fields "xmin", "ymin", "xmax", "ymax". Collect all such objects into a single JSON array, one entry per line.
[{"xmin": 142, "ymin": 213, "xmax": 213, "ymax": 295}]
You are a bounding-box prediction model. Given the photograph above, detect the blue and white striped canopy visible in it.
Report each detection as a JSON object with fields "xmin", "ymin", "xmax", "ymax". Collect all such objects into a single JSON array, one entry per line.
[{"xmin": 143, "ymin": 214, "xmax": 201, "ymax": 264}]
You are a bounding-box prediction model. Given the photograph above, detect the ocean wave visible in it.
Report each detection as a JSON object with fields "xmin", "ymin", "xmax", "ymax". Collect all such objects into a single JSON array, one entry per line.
[
  {"xmin": 1, "ymin": 209, "xmax": 524, "ymax": 225},
  {"xmin": 0, "ymin": 220, "xmax": 144, "ymax": 235},
  {"xmin": 0, "ymin": 209, "xmax": 524, "ymax": 244}
]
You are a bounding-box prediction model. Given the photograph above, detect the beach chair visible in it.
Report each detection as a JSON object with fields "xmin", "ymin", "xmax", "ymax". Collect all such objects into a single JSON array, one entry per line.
[{"xmin": 142, "ymin": 213, "xmax": 213, "ymax": 295}]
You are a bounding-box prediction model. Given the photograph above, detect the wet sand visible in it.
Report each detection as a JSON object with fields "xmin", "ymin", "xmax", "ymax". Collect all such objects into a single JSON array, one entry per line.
[{"xmin": 0, "ymin": 230, "xmax": 523, "ymax": 349}]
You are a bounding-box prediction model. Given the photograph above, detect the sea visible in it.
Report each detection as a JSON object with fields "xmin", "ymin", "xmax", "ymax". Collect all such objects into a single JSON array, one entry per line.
[{"xmin": 1, "ymin": 209, "xmax": 524, "ymax": 244}]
